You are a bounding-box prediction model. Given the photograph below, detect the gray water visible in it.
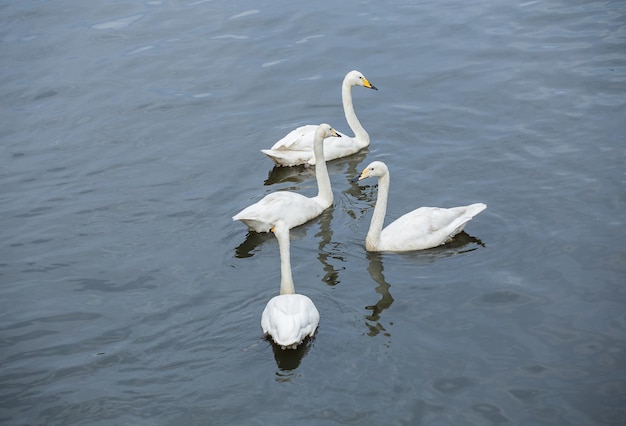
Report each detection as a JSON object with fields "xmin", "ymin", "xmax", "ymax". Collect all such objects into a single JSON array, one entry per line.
[{"xmin": 1, "ymin": 0, "xmax": 625, "ymax": 425}]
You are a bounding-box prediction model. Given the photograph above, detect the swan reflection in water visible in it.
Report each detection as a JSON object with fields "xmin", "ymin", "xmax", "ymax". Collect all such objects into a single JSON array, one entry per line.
[
  {"xmin": 363, "ymin": 233, "xmax": 485, "ymax": 337},
  {"xmin": 263, "ymin": 163, "xmax": 315, "ymax": 187},
  {"xmin": 234, "ymin": 207, "xmax": 339, "ymax": 286},
  {"xmin": 397, "ymin": 231, "xmax": 485, "ymax": 264},
  {"xmin": 264, "ymin": 148, "xmax": 368, "ymax": 187},
  {"xmin": 315, "ymin": 207, "xmax": 344, "ymax": 287},
  {"xmin": 268, "ymin": 334, "xmax": 316, "ymax": 375},
  {"xmin": 234, "ymin": 230, "xmax": 275, "ymax": 259},
  {"xmin": 364, "ymin": 252, "xmax": 394, "ymax": 337},
  {"xmin": 234, "ymin": 199, "xmax": 336, "ymax": 260}
]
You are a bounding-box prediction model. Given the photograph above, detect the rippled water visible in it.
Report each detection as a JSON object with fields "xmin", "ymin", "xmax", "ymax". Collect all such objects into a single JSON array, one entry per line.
[{"xmin": 1, "ymin": 0, "xmax": 625, "ymax": 425}]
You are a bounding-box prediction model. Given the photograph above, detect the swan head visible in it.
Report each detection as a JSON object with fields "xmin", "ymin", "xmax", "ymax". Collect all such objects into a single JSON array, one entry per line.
[
  {"xmin": 345, "ymin": 70, "xmax": 378, "ymax": 91},
  {"xmin": 316, "ymin": 123, "xmax": 341, "ymax": 139},
  {"xmin": 358, "ymin": 161, "xmax": 388, "ymax": 181}
]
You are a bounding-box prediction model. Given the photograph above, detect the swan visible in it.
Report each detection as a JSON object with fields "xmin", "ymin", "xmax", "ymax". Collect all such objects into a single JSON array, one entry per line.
[
  {"xmin": 261, "ymin": 221, "xmax": 320, "ymax": 349},
  {"xmin": 233, "ymin": 124, "xmax": 340, "ymax": 232},
  {"xmin": 357, "ymin": 161, "xmax": 487, "ymax": 252},
  {"xmin": 261, "ymin": 70, "xmax": 378, "ymax": 167}
]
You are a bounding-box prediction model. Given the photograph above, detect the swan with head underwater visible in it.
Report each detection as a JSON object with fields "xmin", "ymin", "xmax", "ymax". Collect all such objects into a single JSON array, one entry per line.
[
  {"xmin": 261, "ymin": 220, "xmax": 320, "ymax": 349},
  {"xmin": 357, "ymin": 161, "xmax": 487, "ymax": 252},
  {"xmin": 233, "ymin": 124, "xmax": 341, "ymax": 232},
  {"xmin": 261, "ymin": 70, "xmax": 378, "ymax": 167}
]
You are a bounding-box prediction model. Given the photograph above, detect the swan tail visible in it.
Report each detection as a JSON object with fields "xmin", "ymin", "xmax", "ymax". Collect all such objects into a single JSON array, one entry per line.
[
  {"xmin": 232, "ymin": 208, "xmax": 273, "ymax": 232},
  {"xmin": 447, "ymin": 203, "xmax": 487, "ymax": 238},
  {"xmin": 261, "ymin": 149, "xmax": 313, "ymax": 167},
  {"xmin": 232, "ymin": 216, "xmax": 272, "ymax": 233},
  {"xmin": 465, "ymin": 203, "xmax": 487, "ymax": 218}
]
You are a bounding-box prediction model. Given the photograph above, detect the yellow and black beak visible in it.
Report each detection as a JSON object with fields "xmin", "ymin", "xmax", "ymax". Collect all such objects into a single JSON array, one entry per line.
[
  {"xmin": 362, "ymin": 77, "xmax": 378, "ymax": 91},
  {"xmin": 351, "ymin": 167, "xmax": 370, "ymax": 183}
]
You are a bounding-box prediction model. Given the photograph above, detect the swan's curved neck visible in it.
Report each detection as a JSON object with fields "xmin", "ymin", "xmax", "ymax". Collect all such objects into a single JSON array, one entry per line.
[
  {"xmin": 342, "ymin": 80, "xmax": 370, "ymax": 146},
  {"xmin": 366, "ymin": 172, "xmax": 390, "ymax": 250},
  {"xmin": 277, "ymin": 229, "xmax": 295, "ymax": 295},
  {"xmin": 313, "ymin": 134, "xmax": 333, "ymax": 207}
]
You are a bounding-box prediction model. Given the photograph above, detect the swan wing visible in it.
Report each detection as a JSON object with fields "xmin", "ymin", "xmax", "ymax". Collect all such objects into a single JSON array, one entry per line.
[
  {"xmin": 380, "ymin": 203, "xmax": 486, "ymax": 251},
  {"xmin": 260, "ymin": 148, "xmax": 315, "ymax": 167},
  {"xmin": 311, "ymin": 134, "xmax": 362, "ymax": 164},
  {"xmin": 262, "ymin": 126, "xmax": 355, "ymax": 166},
  {"xmin": 261, "ymin": 294, "xmax": 320, "ymax": 348},
  {"xmin": 233, "ymin": 191, "xmax": 325, "ymax": 232},
  {"xmin": 269, "ymin": 125, "xmax": 319, "ymax": 151}
]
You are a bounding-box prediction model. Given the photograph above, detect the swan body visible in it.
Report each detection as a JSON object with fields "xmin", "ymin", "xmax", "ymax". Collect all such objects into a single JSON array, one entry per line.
[
  {"xmin": 233, "ymin": 124, "xmax": 340, "ymax": 232},
  {"xmin": 358, "ymin": 161, "xmax": 487, "ymax": 252},
  {"xmin": 261, "ymin": 221, "xmax": 320, "ymax": 349},
  {"xmin": 261, "ymin": 70, "xmax": 377, "ymax": 166}
]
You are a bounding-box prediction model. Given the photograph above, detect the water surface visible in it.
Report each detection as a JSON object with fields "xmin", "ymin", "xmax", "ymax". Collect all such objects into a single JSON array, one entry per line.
[{"xmin": 1, "ymin": 0, "xmax": 625, "ymax": 425}]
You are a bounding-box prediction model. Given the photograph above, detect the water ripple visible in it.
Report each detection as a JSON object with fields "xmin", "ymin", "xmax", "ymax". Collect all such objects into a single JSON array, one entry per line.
[{"xmin": 92, "ymin": 14, "xmax": 144, "ymax": 30}]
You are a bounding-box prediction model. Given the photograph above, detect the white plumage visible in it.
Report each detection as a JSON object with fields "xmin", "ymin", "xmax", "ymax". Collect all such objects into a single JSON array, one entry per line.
[
  {"xmin": 261, "ymin": 70, "xmax": 377, "ymax": 166},
  {"xmin": 261, "ymin": 221, "xmax": 320, "ymax": 349},
  {"xmin": 357, "ymin": 161, "xmax": 487, "ymax": 252},
  {"xmin": 233, "ymin": 124, "xmax": 340, "ymax": 232}
]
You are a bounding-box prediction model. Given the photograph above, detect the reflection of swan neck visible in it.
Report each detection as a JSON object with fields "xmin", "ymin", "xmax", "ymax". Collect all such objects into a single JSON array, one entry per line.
[
  {"xmin": 366, "ymin": 171, "xmax": 390, "ymax": 250},
  {"xmin": 342, "ymin": 79, "xmax": 369, "ymax": 146},
  {"xmin": 276, "ymin": 228, "xmax": 295, "ymax": 295},
  {"xmin": 313, "ymin": 131, "xmax": 333, "ymax": 206}
]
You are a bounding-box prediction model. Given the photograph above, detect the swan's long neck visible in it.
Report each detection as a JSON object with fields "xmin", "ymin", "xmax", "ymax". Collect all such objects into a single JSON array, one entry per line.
[
  {"xmin": 276, "ymin": 227, "xmax": 295, "ymax": 295},
  {"xmin": 342, "ymin": 80, "xmax": 370, "ymax": 146},
  {"xmin": 313, "ymin": 132, "xmax": 333, "ymax": 207},
  {"xmin": 366, "ymin": 171, "xmax": 390, "ymax": 250}
]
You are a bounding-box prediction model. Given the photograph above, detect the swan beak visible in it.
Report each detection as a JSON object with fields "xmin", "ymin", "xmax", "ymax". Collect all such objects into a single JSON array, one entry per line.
[
  {"xmin": 352, "ymin": 169, "xmax": 369, "ymax": 182},
  {"xmin": 362, "ymin": 77, "xmax": 378, "ymax": 91},
  {"xmin": 270, "ymin": 226, "xmax": 275, "ymax": 233},
  {"xmin": 330, "ymin": 128, "xmax": 342, "ymax": 138}
]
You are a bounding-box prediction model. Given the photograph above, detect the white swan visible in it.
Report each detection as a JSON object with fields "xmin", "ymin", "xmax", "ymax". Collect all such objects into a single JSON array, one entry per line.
[
  {"xmin": 357, "ymin": 161, "xmax": 487, "ymax": 252},
  {"xmin": 261, "ymin": 221, "xmax": 320, "ymax": 349},
  {"xmin": 261, "ymin": 70, "xmax": 378, "ymax": 167},
  {"xmin": 233, "ymin": 124, "xmax": 340, "ymax": 232}
]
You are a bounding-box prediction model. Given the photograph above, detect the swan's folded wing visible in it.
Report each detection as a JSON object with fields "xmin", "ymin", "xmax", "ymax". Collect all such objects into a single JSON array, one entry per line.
[
  {"xmin": 262, "ymin": 295, "xmax": 320, "ymax": 347},
  {"xmin": 380, "ymin": 208, "xmax": 441, "ymax": 250},
  {"xmin": 320, "ymin": 134, "xmax": 361, "ymax": 162},
  {"xmin": 269, "ymin": 125, "xmax": 319, "ymax": 150},
  {"xmin": 429, "ymin": 203, "xmax": 486, "ymax": 238},
  {"xmin": 263, "ymin": 133, "xmax": 354, "ymax": 166},
  {"xmin": 233, "ymin": 192, "xmax": 323, "ymax": 231},
  {"xmin": 260, "ymin": 148, "xmax": 314, "ymax": 167},
  {"xmin": 270, "ymin": 125, "xmax": 351, "ymax": 152},
  {"xmin": 381, "ymin": 204, "xmax": 486, "ymax": 251}
]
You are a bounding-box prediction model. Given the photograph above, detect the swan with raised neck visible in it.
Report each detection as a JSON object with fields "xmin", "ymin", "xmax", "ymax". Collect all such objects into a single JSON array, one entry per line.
[{"xmin": 357, "ymin": 161, "xmax": 487, "ymax": 252}]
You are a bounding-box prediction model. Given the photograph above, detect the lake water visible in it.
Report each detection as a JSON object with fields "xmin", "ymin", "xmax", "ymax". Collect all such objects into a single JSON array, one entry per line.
[{"xmin": 1, "ymin": 0, "xmax": 625, "ymax": 425}]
